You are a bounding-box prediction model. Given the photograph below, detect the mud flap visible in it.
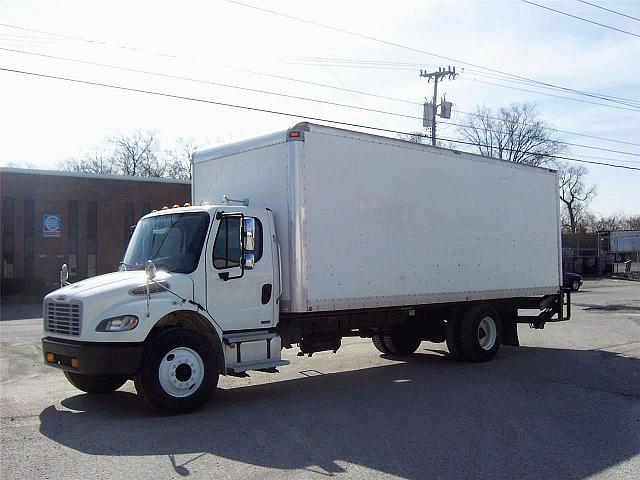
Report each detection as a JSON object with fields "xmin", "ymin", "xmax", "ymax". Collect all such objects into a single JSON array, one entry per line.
[{"xmin": 499, "ymin": 307, "xmax": 520, "ymax": 347}]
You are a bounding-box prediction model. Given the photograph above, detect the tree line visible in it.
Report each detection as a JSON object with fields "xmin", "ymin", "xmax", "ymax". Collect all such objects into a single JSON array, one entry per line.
[{"xmin": 58, "ymin": 130, "xmax": 199, "ymax": 180}]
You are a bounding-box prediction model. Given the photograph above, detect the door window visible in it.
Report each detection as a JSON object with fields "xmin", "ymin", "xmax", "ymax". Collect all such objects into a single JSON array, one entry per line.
[{"xmin": 212, "ymin": 216, "xmax": 263, "ymax": 269}]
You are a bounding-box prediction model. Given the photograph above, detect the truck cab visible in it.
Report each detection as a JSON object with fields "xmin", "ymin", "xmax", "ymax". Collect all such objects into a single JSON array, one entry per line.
[{"xmin": 42, "ymin": 203, "xmax": 287, "ymax": 413}]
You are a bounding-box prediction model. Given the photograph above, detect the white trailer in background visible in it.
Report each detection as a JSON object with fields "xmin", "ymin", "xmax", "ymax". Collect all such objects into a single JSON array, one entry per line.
[{"xmin": 42, "ymin": 123, "xmax": 570, "ymax": 413}]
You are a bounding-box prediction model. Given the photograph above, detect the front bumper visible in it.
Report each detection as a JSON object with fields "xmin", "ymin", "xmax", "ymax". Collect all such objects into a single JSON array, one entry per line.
[{"xmin": 42, "ymin": 337, "xmax": 144, "ymax": 376}]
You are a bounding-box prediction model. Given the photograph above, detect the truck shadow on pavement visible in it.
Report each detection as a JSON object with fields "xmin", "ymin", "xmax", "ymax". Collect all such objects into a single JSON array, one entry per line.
[{"xmin": 39, "ymin": 346, "xmax": 640, "ymax": 479}]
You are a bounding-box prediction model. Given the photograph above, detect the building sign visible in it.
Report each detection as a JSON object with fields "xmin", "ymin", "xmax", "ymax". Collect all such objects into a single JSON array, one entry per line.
[{"xmin": 43, "ymin": 214, "xmax": 62, "ymax": 238}]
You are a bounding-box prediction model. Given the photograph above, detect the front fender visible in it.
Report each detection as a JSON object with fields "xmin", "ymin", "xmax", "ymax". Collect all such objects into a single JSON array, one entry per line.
[{"xmin": 87, "ymin": 294, "xmax": 201, "ymax": 343}]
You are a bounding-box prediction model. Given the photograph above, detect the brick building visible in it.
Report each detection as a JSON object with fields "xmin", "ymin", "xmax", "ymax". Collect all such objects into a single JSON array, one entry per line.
[{"xmin": 1, "ymin": 168, "xmax": 190, "ymax": 294}]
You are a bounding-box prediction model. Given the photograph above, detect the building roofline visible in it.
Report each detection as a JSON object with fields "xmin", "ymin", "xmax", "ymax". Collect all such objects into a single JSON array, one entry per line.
[{"xmin": 0, "ymin": 167, "xmax": 191, "ymax": 184}]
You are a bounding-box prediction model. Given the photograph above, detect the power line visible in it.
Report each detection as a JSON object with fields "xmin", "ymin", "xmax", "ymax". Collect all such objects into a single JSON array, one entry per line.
[
  {"xmin": 2, "ymin": 65, "xmax": 639, "ymax": 171},
  {"xmin": 521, "ymin": 0, "xmax": 640, "ymax": 38},
  {"xmin": 577, "ymin": 0, "xmax": 640, "ymax": 22},
  {"xmin": 0, "ymin": 46, "xmax": 420, "ymax": 121},
  {"xmin": 292, "ymin": 56, "xmax": 640, "ymax": 107},
  {"xmin": 4, "ymin": 45, "xmax": 639, "ymax": 157},
  {"xmin": 2, "ymin": 21, "xmax": 639, "ymax": 142},
  {"xmin": 3, "ymin": 46, "xmax": 639, "ymax": 157},
  {"xmin": 223, "ymin": 0, "xmax": 639, "ymax": 105},
  {"xmin": 462, "ymin": 77, "xmax": 640, "ymax": 113},
  {"xmin": 2, "ymin": 13, "xmax": 637, "ymax": 109},
  {"xmin": 290, "ymin": 59, "xmax": 640, "ymax": 111}
]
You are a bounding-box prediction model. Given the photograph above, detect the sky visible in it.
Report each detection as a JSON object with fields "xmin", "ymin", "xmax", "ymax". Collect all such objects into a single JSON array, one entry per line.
[{"xmin": 1, "ymin": 0, "xmax": 638, "ymax": 216}]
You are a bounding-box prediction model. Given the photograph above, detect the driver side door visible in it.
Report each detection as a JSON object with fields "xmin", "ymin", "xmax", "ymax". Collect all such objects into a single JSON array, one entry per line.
[{"xmin": 206, "ymin": 210, "xmax": 275, "ymax": 332}]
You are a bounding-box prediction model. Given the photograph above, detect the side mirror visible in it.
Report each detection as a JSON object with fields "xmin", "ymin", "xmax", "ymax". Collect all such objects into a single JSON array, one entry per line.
[
  {"xmin": 243, "ymin": 217, "xmax": 256, "ymax": 252},
  {"xmin": 244, "ymin": 252, "xmax": 255, "ymax": 270},
  {"xmin": 60, "ymin": 264, "xmax": 69, "ymax": 287}
]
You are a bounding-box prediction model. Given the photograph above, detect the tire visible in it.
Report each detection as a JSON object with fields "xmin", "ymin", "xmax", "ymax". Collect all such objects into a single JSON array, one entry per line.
[
  {"xmin": 372, "ymin": 335, "xmax": 391, "ymax": 354},
  {"xmin": 445, "ymin": 312, "xmax": 466, "ymax": 360},
  {"xmin": 63, "ymin": 371, "xmax": 127, "ymax": 393},
  {"xmin": 572, "ymin": 280, "xmax": 580, "ymax": 292},
  {"xmin": 134, "ymin": 329, "xmax": 218, "ymax": 414},
  {"xmin": 459, "ymin": 304, "xmax": 502, "ymax": 362},
  {"xmin": 373, "ymin": 326, "xmax": 421, "ymax": 355}
]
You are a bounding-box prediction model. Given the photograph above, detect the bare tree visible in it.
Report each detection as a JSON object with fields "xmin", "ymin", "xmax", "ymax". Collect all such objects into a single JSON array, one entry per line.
[
  {"xmin": 457, "ymin": 103, "xmax": 565, "ymax": 166},
  {"xmin": 558, "ymin": 162, "xmax": 597, "ymax": 234},
  {"xmin": 57, "ymin": 130, "xmax": 208, "ymax": 180},
  {"xmin": 5, "ymin": 160, "xmax": 36, "ymax": 169},
  {"xmin": 108, "ymin": 130, "xmax": 161, "ymax": 177},
  {"xmin": 596, "ymin": 214, "xmax": 632, "ymax": 232},
  {"xmin": 397, "ymin": 131, "xmax": 456, "ymax": 149},
  {"xmin": 628, "ymin": 215, "xmax": 640, "ymax": 231},
  {"xmin": 164, "ymin": 137, "xmax": 199, "ymax": 180},
  {"xmin": 59, "ymin": 150, "xmax": 116, "ymax": 175},
  {"xmin": 397, "ymin": 132, "xmax": 428, "ymax": 144}
]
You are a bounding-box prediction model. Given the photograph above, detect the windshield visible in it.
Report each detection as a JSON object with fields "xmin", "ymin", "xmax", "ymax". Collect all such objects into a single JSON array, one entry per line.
[{"xmin": 122, "ymin": 212, "xmax": 210, "ymax": 274}]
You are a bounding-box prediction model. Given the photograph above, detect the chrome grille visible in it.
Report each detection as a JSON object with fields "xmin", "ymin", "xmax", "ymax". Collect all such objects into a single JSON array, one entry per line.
[{"xmin": 45, "ymin": 302, "xmax": 81, "ymax": 336}]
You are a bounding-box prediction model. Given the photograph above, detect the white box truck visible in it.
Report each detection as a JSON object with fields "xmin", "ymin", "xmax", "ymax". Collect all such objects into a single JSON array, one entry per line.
[{"xmin": 42, "ymin": 123, "xmax": 570, "ymax": 413}]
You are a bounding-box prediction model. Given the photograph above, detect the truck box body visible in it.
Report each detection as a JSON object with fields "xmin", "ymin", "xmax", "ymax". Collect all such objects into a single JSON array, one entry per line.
[{"xmin": 193, "ymin": 123, "xmax": 561, "ymax": 314}]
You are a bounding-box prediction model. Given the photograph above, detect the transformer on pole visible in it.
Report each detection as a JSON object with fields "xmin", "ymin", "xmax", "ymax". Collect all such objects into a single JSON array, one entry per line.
[{"xmin": 419, "ymin": 66, "xmax": 458, "ymax": 145}]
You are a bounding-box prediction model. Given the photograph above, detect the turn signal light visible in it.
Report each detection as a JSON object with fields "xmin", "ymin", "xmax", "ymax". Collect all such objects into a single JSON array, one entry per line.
[
  {"xmin": 71, "ymin": 358, "xmax": 80, "ymax": 368},
  {"xmin": 289, "ymin": 131, "xmax": 300, "ymax": 138},
  {"xmin": 46, "ymin": 353, "xmax": 54, "ymax": 362}
]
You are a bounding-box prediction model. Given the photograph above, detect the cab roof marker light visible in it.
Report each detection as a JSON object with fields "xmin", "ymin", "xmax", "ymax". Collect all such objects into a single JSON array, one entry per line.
[
  {"xmin": 162, "ymin": 206, "xmax": 169, "ymax": 210},
  {"xmin": 184, "ymin": 203, "xmax": 191, "ymax": 207},
  {"xmin": 173, "ymin": 204, "xmax": 180, "ymax": 208}
]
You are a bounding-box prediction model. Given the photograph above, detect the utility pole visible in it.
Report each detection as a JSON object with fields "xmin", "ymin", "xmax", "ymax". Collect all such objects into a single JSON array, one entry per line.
[{"xmin": 420, "ymin": 66, "xmax": 458, "ymax": 145}]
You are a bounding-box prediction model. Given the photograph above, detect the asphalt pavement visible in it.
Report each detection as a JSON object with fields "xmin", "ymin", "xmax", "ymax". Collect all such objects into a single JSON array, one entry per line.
[{"xmin": 1, "ymin": 278, "xmax": 639, "ymax": 479}]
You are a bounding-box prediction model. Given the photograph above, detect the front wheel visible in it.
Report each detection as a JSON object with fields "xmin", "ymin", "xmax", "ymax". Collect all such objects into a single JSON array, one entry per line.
[
  {"xmin": 134, "ymin": 329, "xmax": 218, "ymax": 414},
  {"xmin": 572, "ymin": 280, "xmax": 580, "ymax": 292},
  {"xmin": 63, "ymin": 371, "xmax": 127, "ymax": 393}
]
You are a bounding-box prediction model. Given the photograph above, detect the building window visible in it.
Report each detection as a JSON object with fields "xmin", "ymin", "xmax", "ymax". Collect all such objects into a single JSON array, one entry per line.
[
  {"xmin": 87, "ymin": 201, "xmax": 97, "ymax": 277},
  {"xmin": 23, "ymin": 199, "xmax": 35, "ymax": 279},
  {"xmin": 68, "ymin": 200, "xmax": 78, "ymax": 276},
  {"xmin": 2, "ymin": 197, "xmax": 15, "ymax": 279}
]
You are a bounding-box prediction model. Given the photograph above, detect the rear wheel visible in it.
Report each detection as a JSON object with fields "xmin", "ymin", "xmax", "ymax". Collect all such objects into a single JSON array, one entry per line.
[
  {"xmin": 572, "ymin": 280, "xmax": 580, "ymax": 292},
  {"xmin": 372, "ymin": 326, "xmax": 421, "ymax": 355},
  {"xmin": 63, "ymin": 371, "xmax": 127, "ymax": 393},
  {"xmin": 134, "ymin": 329, "xmax": 218, "ymax": 414},
  {"xmin": 372, "ymin": 335, "xmax": 391, "ymax": 354},
  {"xmin": 459, "ymin": 304, "xmax": 502, "ymax": 362}
]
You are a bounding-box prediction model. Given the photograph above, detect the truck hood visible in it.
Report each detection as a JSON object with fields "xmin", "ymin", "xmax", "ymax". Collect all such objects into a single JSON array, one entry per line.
[
  {"xmin": 43, "ymin": 270, "xmax": 196, "ymax": 341},
  {"xmin": 45, "ymin": 270, "xmax": 191, "ymax": 302}
]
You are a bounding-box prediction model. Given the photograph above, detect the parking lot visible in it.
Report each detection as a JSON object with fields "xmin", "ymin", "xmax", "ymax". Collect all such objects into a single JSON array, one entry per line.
[{"xmin": 1, "ymin": 278, "xmax": 639, "ymax": 479}]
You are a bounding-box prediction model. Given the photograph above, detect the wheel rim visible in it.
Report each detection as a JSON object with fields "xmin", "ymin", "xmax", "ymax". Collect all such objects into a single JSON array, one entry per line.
[
  {"xmin": 477, "ymin": 317, "xmax": 497, "ymax": 351},
  {"xmin": 158, "ymin": 347, "xmax": 204, "ymax": 398}
]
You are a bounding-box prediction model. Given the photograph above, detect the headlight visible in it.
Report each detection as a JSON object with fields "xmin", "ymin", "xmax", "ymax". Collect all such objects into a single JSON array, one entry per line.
[{"xmin": 96, "ymin": 315, "xmax": 139, "ymax": 332}]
